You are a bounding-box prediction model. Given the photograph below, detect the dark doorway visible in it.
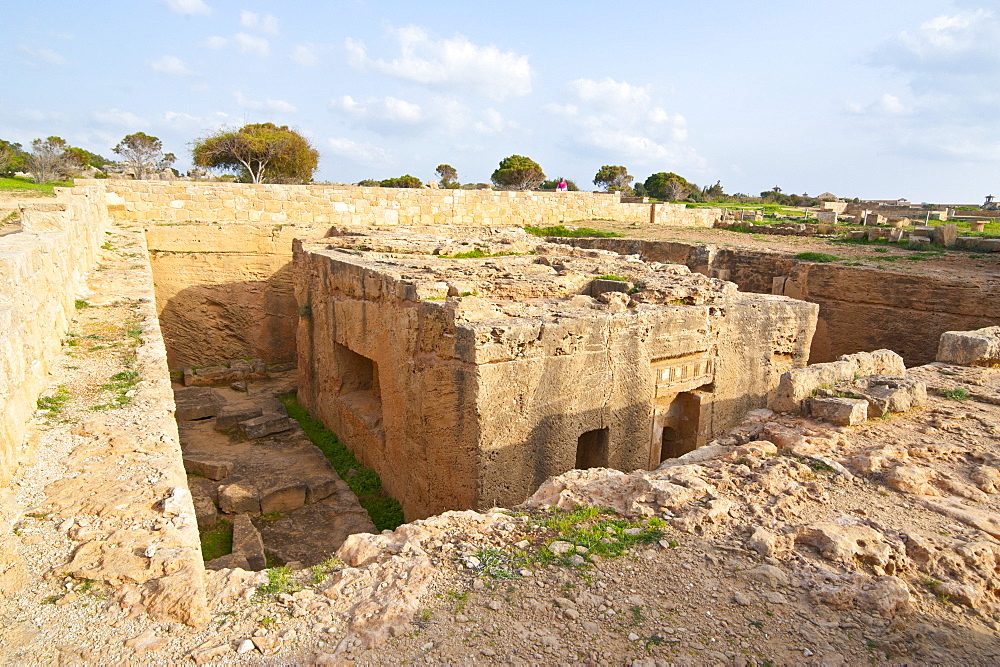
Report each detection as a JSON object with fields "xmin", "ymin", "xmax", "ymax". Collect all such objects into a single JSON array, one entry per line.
[
  {"xmin": 660, "ymin": 425, "xmax": 684, "ymax": 462},
  {"xmin": 576, "ymin": 428, "xmax": 609, "ymax": 469}
]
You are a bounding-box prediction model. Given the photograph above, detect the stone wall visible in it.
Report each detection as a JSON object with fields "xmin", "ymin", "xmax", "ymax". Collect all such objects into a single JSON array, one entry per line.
[
  {"xmin": 85, "ymin": 179, "xmax": 718, "ymax": 228},
  {"xmin": 72, "ymin": 181, "xmax": 720, "ymax": 369},
  {"xmin": 557, "ymin": 238, "xmax": 1000, "ymax": 366},
  {"xmin": 294, "ymin": 231, "xmax": 816, "ymax": 518},
  {"xmin": 0, "ymin": 186, "xmax": 107, "ymax": 486}
]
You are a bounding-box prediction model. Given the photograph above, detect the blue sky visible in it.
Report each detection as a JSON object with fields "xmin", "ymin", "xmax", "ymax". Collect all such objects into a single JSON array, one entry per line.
[{"xmin": 3, "ymin": 0, "xmax": 1000, "ymax": 202}]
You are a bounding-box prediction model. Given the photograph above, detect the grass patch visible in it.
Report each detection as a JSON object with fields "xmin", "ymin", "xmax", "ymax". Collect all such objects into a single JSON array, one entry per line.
[
  {"xmin": 200, "ymin": 518, "xmax": 233, "ymax": 561},
  {"xmin": 524, "ymin": 225, "xmax": 623, "ymax": 238},
  {"xmin": 594, "ymin": 274, "xmax": 629, "ymax": 282},
  {"xmin": 92, "ymin": 368, "xmax": 140, "ymax": 410},
  {"xmin": 280, "ymin": 394, "xmax": 404, "ymax": 531},
  {"xmin": 0, "ymin": 175, "xmax": 72, "ymax": 194},
  {"xmin": 37, "ymin": 386, "xmax": 71, "ymax": 416},
  {"xmin": 257, "ymin": 566, "xmax": 300, "ymax": 596},
  {"xmin": 74, "ymin": 299, "xmax": 89, "ymax": 310},
  {"xmin": 941, "ymin": 388, "xmax": 971, "ymax": 401},
  {"xmin": 794, "ymin": 252, "xmax": 843, "ymax": 263},
  {"xmin": 448, "ymin": 248, "xmax": 517, "ymax": 259}
]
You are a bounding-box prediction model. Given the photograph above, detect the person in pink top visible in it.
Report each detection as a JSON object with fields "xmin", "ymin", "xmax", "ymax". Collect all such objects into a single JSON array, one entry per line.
[{"xmin": 557, "ymin": 178, "xmax": 568, "ymax": 192}]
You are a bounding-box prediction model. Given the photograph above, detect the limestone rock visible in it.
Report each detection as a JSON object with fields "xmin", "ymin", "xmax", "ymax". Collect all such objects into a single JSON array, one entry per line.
[
  {"xmin": 183, "ymin": 456, "xmax": 233, "ymax": 481},
  {"xmin": 214, "ymin": 405, "xmax": 263, "ymax": 431},
  {"xmin": 807, "ymin": 397, "xmax": 868, "ymax": 426},
  {"xmin": 745, "ymin": 527, "xmax": 791, "ymax": 558},
  {"xmin": 192, "ymin": 494, "xmax": 218, "ymax": 529},
  {"xmin": 885, "ymin": 465, "xmax": 938, "ymax": 496},
  {"xmin": 173, "ymin": 387, "xmax": 225, "ymax": 421},
  {"xmin": 795, "ymin": 519, "xmax": 900, "ymax": 573},
  {"xmin": 232, "ymin": 513, "xmax": 266, "ymax": 571},
  {"xmin": 970, "ymin": 465, "xmax": 1000, "ymax": 493},
  {"xmin": 770, "ymin": 349, "xmax": 904, "ymax": 413},
  {"xmin": 219, "ymin": 483, "xmax": 260, "ymax": 515},
  {"xmin": 937, "ymin": 326, "xmax": 1000, "ymax": 366},
  {"xmin": 206, "ymin": 553, "xmax": 250, "ymax": 571},
  {"xmin": 809, "ymin": 574, "xmax": 913, "ymax": 617},
  {"xmin": 259, "ymin": 482, "xmax": 307, "ymax": 514},
  {"xmin": 238, "ymin": 414, "xmax": 293, "ymax": 439},
  {"xmin": 853, "ymin": 375, "xmax": 927, "ymax": 417}
]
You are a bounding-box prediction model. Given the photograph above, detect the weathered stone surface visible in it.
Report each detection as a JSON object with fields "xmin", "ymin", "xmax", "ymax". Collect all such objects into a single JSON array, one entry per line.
[
  {"xmin": 182, "ymin": 456, "xmax": 233, "ymax": 481},
  {"xmin": 205, "ymin": 553, "xmax": 250, "ymax": 571},
  {"xmin": 259, "ymin": 482, "xmax": 307, "ymax": 515},
  {"xmin": 192, "ymin": 494, "xmax": 218, "ymax": 529},
  {"xmin": 173, "ymin": 387, "xmax": 225, "ymax": 421},
  {"xmin": 854, "ymin": 375, "xmax": 927, "ymax": 417},
  {"xmin": 232, "ymin": 513, "xmax": 266, "ymax": 571},
  {"xmin": 183, "ymin": 359, "xmax": 267, "ymax": 387},
  {"xmin": 795, "ymin": 520, "xmax": 899, "ymax": 572},
  {"xmin": 770, "ymin": 350, "xmax": 905, "ymax": 413},
  {"xmin": 937, "ymin": 326, "xmax": 1000, "ymax": 367},
  {"xmin": 932, "ymin": 223, "xmax": 957, "ymax": 248},
  {"xmin": 807, "ymin": 397, "xmax": 868, "ymax": 425},
  {"xmin": 885, "ymin": 465, "xmax": 938, "ymax": 495},
  {"xmin": 218, "ymin": 483, "xmax": 260, "ymax": 515},
  {"xmin": 214, "ymin": 405, "xmax": 263, "ymax": 431},
  {"xmin": 238, "ymin": 414, "xmax": 293, "ymax": 440}
]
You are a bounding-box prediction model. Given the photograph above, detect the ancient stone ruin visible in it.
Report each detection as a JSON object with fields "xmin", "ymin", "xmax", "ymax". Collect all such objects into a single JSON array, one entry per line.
[
  {"xmin": 2, "ymin": 180, "xmax": 1000, "ymax": 662},
  {"xmin": 294, "ymin": 227, "xmax": 815, "ymax": 517}
]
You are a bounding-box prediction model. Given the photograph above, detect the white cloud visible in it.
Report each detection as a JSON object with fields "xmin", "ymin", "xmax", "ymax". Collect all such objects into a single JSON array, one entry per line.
[
  {"xmin": 857, "ymin": 8, "xmax": 1000, "ymax": 163},
  {"xmin": 151, "ymin": 55, "xmax": 193, "ymax": 77},
  {"xmin": 240, "ymin": 10, "xmax": 279, "ymax": 35},
  {"xmin": 545, "ymin": 77, "xmax": 701, "ymax": 169},
  {"xmin": 19, "ymin": 45, "xmax": 66, "ymax": 67},
  {"xmin": 205, "ymin": 36, "xmax": 228, "ymax": 49},
  {"xmin": 92, "ymin": 108, "xmax": 146, "ymax": 128},
  {"xmin": 291, "ymin": 43, "xmax": 321, "ymax": 67},
  {"xmin": 473, "ymin": 108, "xmax": 512, "ymax": 135},
  {"xmin": 331, "ymin": 95, "xmax": 423, "ymax": 127},
  {"xmin": 345, "ymin": 26, "xmax": 532, "ymax": 100},
  {"xmin": 327, "ymin": 137, "xmax": 392, "ymax": 167},
  {"xmin": 163, "ymin": 0, "xmax": 210, "ymax": 15},
  {"xmin": 234, "ymin": 91, "xmax": 296, "ymax": 114},
  {"xmin": 163, "ymin": 110, "xmax": 235, "ymax": 130},
  {"xmin": 234, "ymin": 33, "xmax": 270, "ymax": 57}
]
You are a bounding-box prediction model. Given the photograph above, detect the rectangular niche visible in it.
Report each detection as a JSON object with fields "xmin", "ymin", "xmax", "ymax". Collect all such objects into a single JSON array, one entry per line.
[{"xmin": 575, "ymin": 427, "xmax": 610, "ymax": 469}]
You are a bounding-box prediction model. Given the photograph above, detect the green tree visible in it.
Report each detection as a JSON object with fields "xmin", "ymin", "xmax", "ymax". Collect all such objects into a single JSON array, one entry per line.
[
  {"xmin": 0, "ymin": 140, "xmax": 27, "ymax": 176},
  {"xmin": 66, "ymin": 147, "xmax": 113, "ymax": 171},
  {"xmin": 539, "ymin": 178, "xmax": 579, "ymax": 191},
  {"xmin": 490, "ymin": 155, "xmax": 545, "ymax": 190},
  {"xmin": 593, "ymin": 165, "xmax": 633, "ymax": 193},
  {"xmin": 25, "ymin": 137, "xmax": 75, "ymax": 183},
  {"xmin": 644, "ymin": 172, "xmax": 697, "ymax": 201},
  {"xmin": 113, "ymin": 132, "xmax": 173, "ymax": 180},
  {"xmin": 701, "ymin": 180, "xmax": 725, "ymax": 200},
  {"xmin": 378, "ymin": 175, "xmax": 422, "ymax": 188},
  {"xmin": 192, "ymin": 123, "xmax": 319, "ymax": 184},
  {"xmin": 435, "ymin": 164, "xmax": 458, "ymax": 188}
]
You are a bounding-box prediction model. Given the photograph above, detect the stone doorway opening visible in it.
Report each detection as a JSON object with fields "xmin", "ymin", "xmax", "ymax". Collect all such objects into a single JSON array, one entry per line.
[
  {"xmin": 576, "ymin": 427, "xmax": 610, "ymax": 469},
  {"xmin": 652, "ymin": 391, "xmax": 703, "ymax": 464}
]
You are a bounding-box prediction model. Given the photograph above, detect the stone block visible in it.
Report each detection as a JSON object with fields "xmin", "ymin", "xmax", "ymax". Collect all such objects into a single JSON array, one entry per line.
[
  {"xmin": 260, "ymin": 482, "xmax": 308, "ymax": 514},
  {"xmin": 218, "ymin": 483, "xmax": 260, "ymax": 514},
  {"xmin": 854, "ymin": 375, "xmax": 927, "ymax": 417},
  {"xmin": 889, "ymin": 228, "xmax": 906, "ymax": 242},
  {"xmin": 183, "ymin": 456, "xmax": 233, "ymax": 481},
  {"xmin": 214, "ymin": 405, "xmax": 263, "ymax": 431},
  {"xmin": 173, "ymin": 387, "xmax": 225, "ymax": 421},
  {"xmin": 205, "ymin": 553, "xmax": 250, "ymax": 571},
  {"xmin": 590, "ymin": 278, "xmax": 633, "ymax": 297},
  {"xmin": 932, "ymin": 223, "xmax": 957, "ymax": 247},
  {"xmin": 807, "ymin": 397, "xmax": 868, "ymax": 426},
  {"xmin": 305, "ymin": 477, "xmax": 338, "ymax": 504},
  {"xmin": 232, "ymin": 513, "xmax": 266, "ymax": 571},
  {"xmin": 980, "ymin": 239, "xmax": 1000, "ymax": 252},
  {"xmin": 192, "ymin": 494, "xmax": 218, "ymax": 529},
  {"xmin": 238, "ymin": 414, "xmax": 293, "ymax": 439},
  {"xmin": 937, "ymin": 326, "xmax": 1000, "ymax": 366}
]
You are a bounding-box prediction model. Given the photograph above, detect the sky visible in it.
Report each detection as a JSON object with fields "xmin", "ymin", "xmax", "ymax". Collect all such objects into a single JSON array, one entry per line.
[{"xmin": 3, "ymin": 1, "xmax": 1000, "ymax": 203}]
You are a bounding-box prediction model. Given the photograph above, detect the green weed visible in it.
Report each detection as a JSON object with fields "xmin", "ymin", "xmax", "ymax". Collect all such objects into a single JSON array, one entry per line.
[
  {"xmin": 941, "ymin": 388, "xmax": 971, "ymax": 401},
  {"xmin": 594, "ymin": 274, "xmax": 629, "ymax": 282},
  {"xmin": 795, "ymin": 252, "xmax": 843, "ymax": 263},
  {"xmin": 257, "ymin": 566, "xmax": 300, "ymax": 597},
  {"xmin": 524, "ymin": 225, "xmax": 622, "ymax": 238},
  {"xmin": 74, "ymin": 299, "xmax": 89, "ymax": 310},
  {"xmin": 280, "ymin": 395, "xmax": 404, "ymax": 531},
  {"xmin": 37, "ymin": 386, "xmax": 71, "ymax": 416}
]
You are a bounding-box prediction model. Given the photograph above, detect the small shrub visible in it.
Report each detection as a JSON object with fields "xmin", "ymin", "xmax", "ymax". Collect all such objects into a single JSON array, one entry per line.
[
  {"xmin": 200, "ymin": 518, "xmax": 233, "ymax": 561},
  {"xmin": 74, "ymin": 299, "xmax": 89, "ymax": 309},
  {"xmin": 941, "ymin": 388, "xmax": 970, "ymax": 401}
]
